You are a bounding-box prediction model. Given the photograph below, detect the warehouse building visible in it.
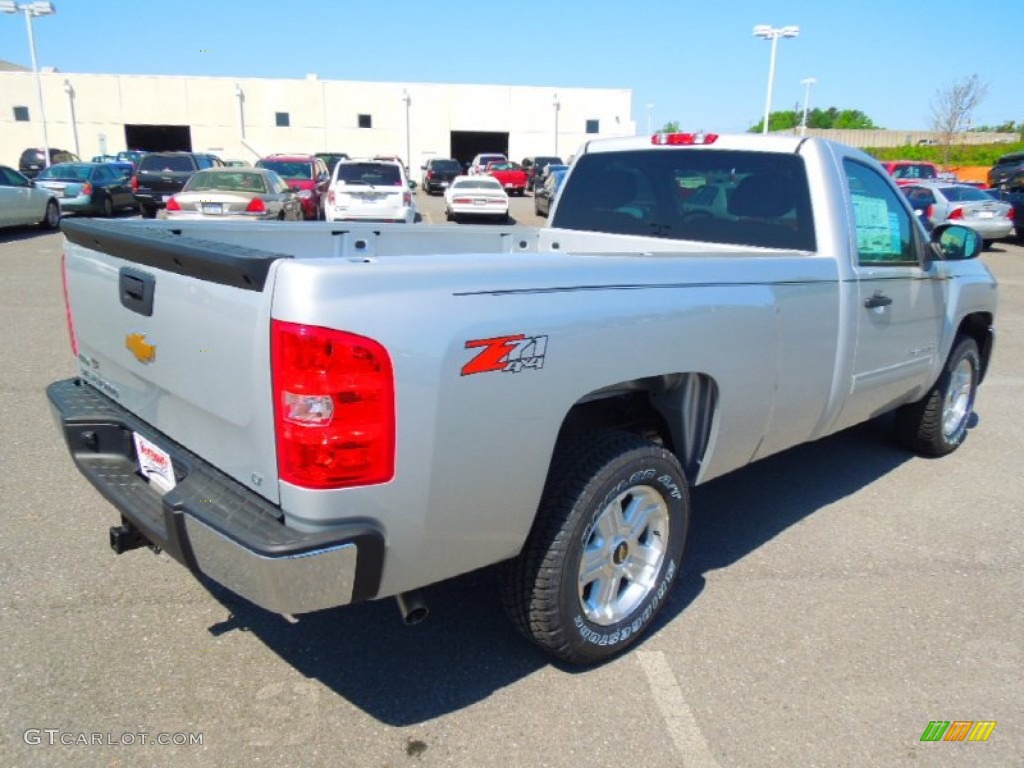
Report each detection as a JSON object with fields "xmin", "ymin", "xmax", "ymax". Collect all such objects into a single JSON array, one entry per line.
[{"xmin": 0, "ymin": 61, "xmax": 636, "ymax": 171}]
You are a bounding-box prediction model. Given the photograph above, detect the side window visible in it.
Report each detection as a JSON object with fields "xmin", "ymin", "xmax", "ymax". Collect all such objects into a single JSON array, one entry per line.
[
  {"xmin": 843, "ymin": 159, "xmax": 918, "ymax": 266},
  {"xmin": 196, "ymin": 156, "xmax": 211, "ymax": 170}
]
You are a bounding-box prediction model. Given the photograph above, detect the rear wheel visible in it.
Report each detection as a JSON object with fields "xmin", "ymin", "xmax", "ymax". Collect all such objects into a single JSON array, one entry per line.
[
  {"xmin": 140, "ymin": 204, "xmax": 156, "ymax": 219},
  {"xmin": 500, "ymin": 431, "xmax": 689, "ymax": 664},
  {"xmin": 895, "ymin": 335, "xmax": 980, "ymax": 456},
  {"xmin": 40, "ymin": 199, "xmax": 60, "ymax": 229},
  {"xmin": 100, "ymin": 195, "xmax": 114, "ymax": 218}
]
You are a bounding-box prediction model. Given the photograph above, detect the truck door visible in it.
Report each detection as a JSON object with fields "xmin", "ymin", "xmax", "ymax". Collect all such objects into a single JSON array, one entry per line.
[{"xmin": 836, "ymin": 158, "xmax": 947, "ymax": 430}]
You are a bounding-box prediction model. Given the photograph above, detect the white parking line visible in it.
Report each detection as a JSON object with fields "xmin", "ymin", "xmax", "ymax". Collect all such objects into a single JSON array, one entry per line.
[{"xmin": 637, "ymin": 650, "xmax": 721, "ymax": 768}]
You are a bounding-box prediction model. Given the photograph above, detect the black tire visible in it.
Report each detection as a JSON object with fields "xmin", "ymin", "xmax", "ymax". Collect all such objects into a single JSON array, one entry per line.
[
  {"xmin": 140, "ymin": 204, "xmax": 156, "ymax": 219},
  {"xmin": 100, "ymin": 195, "xmax": 114, "ymax": 218},
  {"xmin": 40, "ymin": 199, "xmax": 60, "ymax": 229},
  {"xmin": 894, "ymin": 335, "xmax": 980, "ymax": 456},
  {"xmin": 500, "ymin": 431, "xmax": 689, "ymax": 664}
]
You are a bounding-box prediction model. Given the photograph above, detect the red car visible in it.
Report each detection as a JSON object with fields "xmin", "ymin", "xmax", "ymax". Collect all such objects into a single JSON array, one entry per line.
[
  {"xmin": 881, "ymin": 160, "xmax": 939, "ymax": 186},
  {"xmin": 486, "ymin": 161, "xmax": 528, "ymax": 196},
  {"xmin": 255, "ymin": 154, "xmax": 330, "ymax": 219}
]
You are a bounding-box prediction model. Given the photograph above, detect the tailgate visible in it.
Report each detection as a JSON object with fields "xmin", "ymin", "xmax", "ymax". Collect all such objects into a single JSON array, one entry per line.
[{"xmin": 60, "ymin": 219, "xmax": 288, "ymax": 503}]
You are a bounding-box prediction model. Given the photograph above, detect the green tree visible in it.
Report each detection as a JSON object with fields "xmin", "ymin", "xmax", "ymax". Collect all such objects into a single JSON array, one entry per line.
[
  {"xmin": 659, "ymin": 121, "xmax": 681, "ymax": 133},
  {"xmin": 749, "ymin": 106, "xmax": 879, "ymax": 133}
]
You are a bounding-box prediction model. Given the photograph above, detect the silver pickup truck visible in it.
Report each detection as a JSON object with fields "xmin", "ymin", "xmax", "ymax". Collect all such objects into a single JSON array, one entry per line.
[{"xmin": 48, "ymin": 133, "xmax": 997, "ymax": 664}]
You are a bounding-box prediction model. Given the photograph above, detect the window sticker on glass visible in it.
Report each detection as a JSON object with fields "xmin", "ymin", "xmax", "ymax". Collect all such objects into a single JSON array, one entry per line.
[{"xmin": 851, "ymin": 194, "xmax": 895, "ymax": 256}]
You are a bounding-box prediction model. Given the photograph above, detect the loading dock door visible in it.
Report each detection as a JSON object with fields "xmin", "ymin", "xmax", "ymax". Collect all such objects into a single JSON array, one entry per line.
[
  {"xmin": 124, "ymin": 125, "xmax": 192, "ymax": 152},
  {"xmin": 450, "ymin": 131, "xmax": 509, "ymax": 172}
]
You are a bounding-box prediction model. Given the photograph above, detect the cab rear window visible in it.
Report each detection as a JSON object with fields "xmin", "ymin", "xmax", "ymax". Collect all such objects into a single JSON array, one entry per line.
[{"xmin": 552, "ymin": 149, "xmax": 816, "ymax": 251}]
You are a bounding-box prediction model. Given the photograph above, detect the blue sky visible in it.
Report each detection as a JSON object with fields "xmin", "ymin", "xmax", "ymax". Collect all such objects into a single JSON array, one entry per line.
[{"xmin": 1, "ymin": 0, "xmax": 1018, "ymax": 134}]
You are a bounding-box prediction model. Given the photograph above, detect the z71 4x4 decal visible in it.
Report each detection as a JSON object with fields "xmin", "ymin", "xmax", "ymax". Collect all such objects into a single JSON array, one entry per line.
[{"xmin": 461, "ymin": 334, "xmax": 548, "ymax": 376}]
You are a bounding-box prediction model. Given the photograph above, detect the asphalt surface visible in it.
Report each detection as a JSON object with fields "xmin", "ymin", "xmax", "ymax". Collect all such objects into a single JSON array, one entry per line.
[{"xmin": 1, "ymin": 196, "xmax": 1021, "ymax": 768}]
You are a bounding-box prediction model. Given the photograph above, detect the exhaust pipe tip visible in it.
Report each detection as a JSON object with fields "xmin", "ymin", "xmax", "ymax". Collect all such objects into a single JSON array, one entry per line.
[{"xmin": 395, "ymin": 591, "xmax": 429, "ymax": 626}]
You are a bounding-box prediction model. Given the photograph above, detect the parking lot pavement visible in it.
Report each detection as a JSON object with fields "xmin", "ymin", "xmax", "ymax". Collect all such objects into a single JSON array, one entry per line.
[{"xmin": 1, "ymin": 225, "xmax": 1021, "ymax": 767}]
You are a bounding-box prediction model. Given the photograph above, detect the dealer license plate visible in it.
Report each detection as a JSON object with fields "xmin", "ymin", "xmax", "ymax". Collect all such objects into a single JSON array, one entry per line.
[
  {"xmin": 132, "ymin": 432, "xmax": 177, "ymax": 495},
  {"xmin": 202, "ymin": 203, "xmax": 223, "ymax": 214},
  {"xmin": 977, "ymin": 211, "xmax": 994, "ymax": 218}
]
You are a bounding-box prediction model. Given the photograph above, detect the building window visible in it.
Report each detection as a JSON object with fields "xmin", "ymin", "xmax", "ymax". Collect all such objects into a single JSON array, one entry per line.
[
  {"xmin": 275, "ymin": 112, "xmax": 290, "ymax": 127},
  {"xmin": 358, "ymin": 114, "xmax": 372, "ymax": 129},
  {"xmin": 585, "ymin": 119, "xmax": 600, "ymax": 134},
  {"xmin": 13, "ymin": 106, "xmax": 30, "ymax": 122}
]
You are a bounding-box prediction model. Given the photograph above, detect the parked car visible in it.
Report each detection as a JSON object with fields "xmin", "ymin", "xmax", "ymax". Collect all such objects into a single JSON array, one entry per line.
[
  {"xmin": 223, "ymin": 159, "xmax": 251, "ymax": 168},
  {"xmin": 444, "ymin": 175, "xmax": 509, "ymax": 222},
  {"xmin": 534, "ymin": 168, "xmax": 567, "ymax": 217},
  {"xmin": 984, "ymin": 172, "xmax": 1024, "ymax": 238},
  {"xmin": 131, "ymin": 152, "xmax": 224, "ymax": 218},
  {"xmin": 34, "ymin": 162, "xmax": 138, "ymax": 217},
  {"xmin": 421, "ymin": 158, "xmax": 462, "ymax": 195},
  {"xmin": 325, "ymin": 158, "xmax": 416, "ymax": 223},
  {"xmin": 469, "ymin": 153, "xmax": 507, "ymax": 176},
  {"xmin": 255, "ymin": 154, "xmax": 330, "ymax": 220},
  {"xmin": 522, "ymin": 155, "xmax": 564, "ymax": 192},
  {"xmin": 902, "ymin": 181, "xmax": 1014, "ymax": 245},
  {"xmin": 485, "ymin": 161, "xmax": 528, "ymax": 196},
  {"xmin": 90, "ymin": 155, "xmax": 135, "ymax": 178},
  {"xmin": 880, "ymin": 160, "xmax": 939, "ymax": 186},
  {"xmin": 315, "ymin": 152, "xmax": 349, "ymax": 175},
  {"xmin": 18, "ymin": 147, "xmax": 80, "ymax": 179},
  {"xmin": 0, "ymin": 164, "xmax": 61, "ymax": 230},
  {"xmin": 165, "ymin": 167, "xmax": 302, "ymax": 222},
  {"xmin": 116, "ymin": 150, "xmax": 147, "ymax": 171},
  {"xmin": 987, "ymin": 151, "xmax": 1024, "ymax": 188}
]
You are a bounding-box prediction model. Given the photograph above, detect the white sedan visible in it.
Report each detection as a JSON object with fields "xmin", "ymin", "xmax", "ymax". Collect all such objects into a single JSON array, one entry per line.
[
  {"xmin": 0, "ymin": 165, "xmax": 61, "ymax": 230},
  {"xmin": 444, "ymin": 175, "xmax": 510, "ymax": 222}
]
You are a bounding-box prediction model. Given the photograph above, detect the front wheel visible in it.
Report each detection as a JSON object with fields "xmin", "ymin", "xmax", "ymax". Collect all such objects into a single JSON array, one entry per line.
[
  {"xmin": 894, "ymin": 335, "xmax": 980, "ymax": 456},
  {"xmin": 500, "ymin": 431, "xmax": 689, "ymax": 664}
]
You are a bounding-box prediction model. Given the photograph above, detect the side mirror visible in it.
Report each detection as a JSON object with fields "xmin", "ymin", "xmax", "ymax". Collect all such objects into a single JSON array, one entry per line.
[
  {"xmin": 408, "ymin": 180, "xmax": 417, "ymax": 190},
  {"xmin": 931, "ymin": 224, "xmax": 982, "ymax": 261}
]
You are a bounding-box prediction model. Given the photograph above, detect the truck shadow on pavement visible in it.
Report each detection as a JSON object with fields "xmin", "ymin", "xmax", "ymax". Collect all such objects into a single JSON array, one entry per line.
[{"xmin": 202, "ymin": 415, "xmax": 922, "ymax": 726}]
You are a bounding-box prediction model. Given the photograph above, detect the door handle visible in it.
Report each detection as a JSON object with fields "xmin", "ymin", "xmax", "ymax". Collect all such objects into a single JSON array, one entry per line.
[{"xmin": 864, "ymin": 293, "xmax": 893, "ymax": 309}]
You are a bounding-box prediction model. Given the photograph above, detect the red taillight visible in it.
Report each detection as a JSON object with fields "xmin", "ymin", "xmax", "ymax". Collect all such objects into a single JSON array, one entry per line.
[
  {"xmin": 130, "ymin": 175, "xmax": 138, "ymax": 191},
  {"xmin": 327, "ymin": 189, "xmax": 335, "ymax": 205},
  {"xmin": 425, "ymin": 170, "xmax": 434, "ymax": 179},
  {"xmin": 652, "ymin": 132, "xmax": 718, "ymax": 145},
  {"xmin": 947, "ymin": 207, "xmax": 964, "ymax": 220},
  {"xmin": 403, "ymin": 191, "xmax": 412, "ymax": 206},
  {"xmin": 165, "ymin": 196, "xmax": 181, "ymax": 211},
  {"xmin": 925, "ymin": 205, "xmax": 934, "ymax": 220},
  {"xmin": 61, "ymin": 249, "xmax": 78, "ymax": 356},
  {"xmin": 271, "ymin": 321, "xmax": 395, "ymax": 489},
  {"xmin": 453, "ymin": 197, "xmax": 472, "ymax": 204},
  {"xmin": 81, "ymin": 182, "xmax": 93, "ymax": 196},
  {"xmin": 1006, "ymin": 208, "xmax": 1015, "ymax": 219},
  {"xmin": 246, "ymin": 197, "xmax": 266, "ymax": 213}
]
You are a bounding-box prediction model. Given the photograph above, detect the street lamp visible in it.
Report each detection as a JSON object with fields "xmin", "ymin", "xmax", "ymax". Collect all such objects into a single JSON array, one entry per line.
[
  {"xmin": 646, "ymin": 102, "xmax": 654, "ymax": 135},
  {"xmin": 402, "ymin": 89, "xmax": 411, "ymax": 171},
  {"xmin": 62, "ymin": 78, "xmax": 78, "ymax": 156},
  {"xmin": 1, "ymin": 1, "xmax": 57, "ymax": 167},
  {"xmin": 799, "ymin": 77, "xmax": 817, "ymax": 137},
  {"xmin": 552, "ymin": 93, "xmax": 560, "ymax": 156},
  {"xmin": 753, "ymin": 24, "xmax": 799, "ymax": 135}
]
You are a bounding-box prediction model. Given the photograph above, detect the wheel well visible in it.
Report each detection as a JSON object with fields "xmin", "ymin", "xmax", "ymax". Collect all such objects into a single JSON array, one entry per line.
[
  {"xmin": 555, "ymin": 373, "xmax": 717, "ymax": 484},
  {"xmin": 957, "ymin": 312, "xmax": 994, "ymax": 382}
]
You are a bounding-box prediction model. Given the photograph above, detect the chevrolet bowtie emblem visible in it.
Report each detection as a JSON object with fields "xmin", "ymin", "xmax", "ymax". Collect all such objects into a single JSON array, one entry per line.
[{"xmin": 126, "ymin": 333, "xmax": 156, "ymax": 364}]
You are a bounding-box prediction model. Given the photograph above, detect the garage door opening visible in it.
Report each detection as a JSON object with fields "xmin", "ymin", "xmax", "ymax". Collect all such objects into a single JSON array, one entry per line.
[
  {"xmin": 124, "ymin": 125, "xmax": 192, "ymax": 153},
  {"xmin": 450, "ymin": 131, "xmax": 509, "ymax": 173}
]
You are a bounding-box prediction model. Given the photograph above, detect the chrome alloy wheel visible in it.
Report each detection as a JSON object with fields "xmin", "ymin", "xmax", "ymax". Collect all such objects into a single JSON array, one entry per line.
[
  {"xmin": 942, "ymin": 356, "xmax": 975, "ymax": 440},
  {"xmin": 578, "ymin": 485, "xmax": 670, "ymax": 626}
]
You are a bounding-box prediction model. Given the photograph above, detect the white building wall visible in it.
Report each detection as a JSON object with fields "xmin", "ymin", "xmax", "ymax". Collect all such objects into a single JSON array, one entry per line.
[{"xmin": 0, "ymin": 70, "xmax": 636, "ymax": 168}]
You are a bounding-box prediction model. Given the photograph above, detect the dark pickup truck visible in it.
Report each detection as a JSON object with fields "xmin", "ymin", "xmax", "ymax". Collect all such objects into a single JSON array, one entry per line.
[{"xmin": 132, "ymin": 152, "xmax": 223, "ymax": 218}]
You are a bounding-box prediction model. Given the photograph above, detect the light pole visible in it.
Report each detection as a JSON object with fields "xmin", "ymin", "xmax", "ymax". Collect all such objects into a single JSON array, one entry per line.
[
  {"xmin": 402, "ymin": 89, "xmax": 411, "ymax": 171},
  {"xmin": 799, "ymin": 77, "xmax": 817, "ymax": 136},
  {"xmin": 646, "ymin": 102, "xmax": 654, "ymax": 135},
  {"xmin": 1, "ymin": 1, "xmax": 56, "ymax": 167},
  {"xmin": 62, "ymin": 78, "xmax": 78, "ymax": 157},
  {"xmin": 753, "ymin": 24, "xmax": 799, "ymax": 135},
  {"xmin": 552, "ymin": 93, "xmax": 560, "ymax": 156}
]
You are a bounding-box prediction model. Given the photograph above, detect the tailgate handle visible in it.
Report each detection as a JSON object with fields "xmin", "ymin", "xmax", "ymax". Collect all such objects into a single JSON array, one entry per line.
[{"xmin": 119, "ymin": 267, "xmax": 155, "ymax": 316}]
